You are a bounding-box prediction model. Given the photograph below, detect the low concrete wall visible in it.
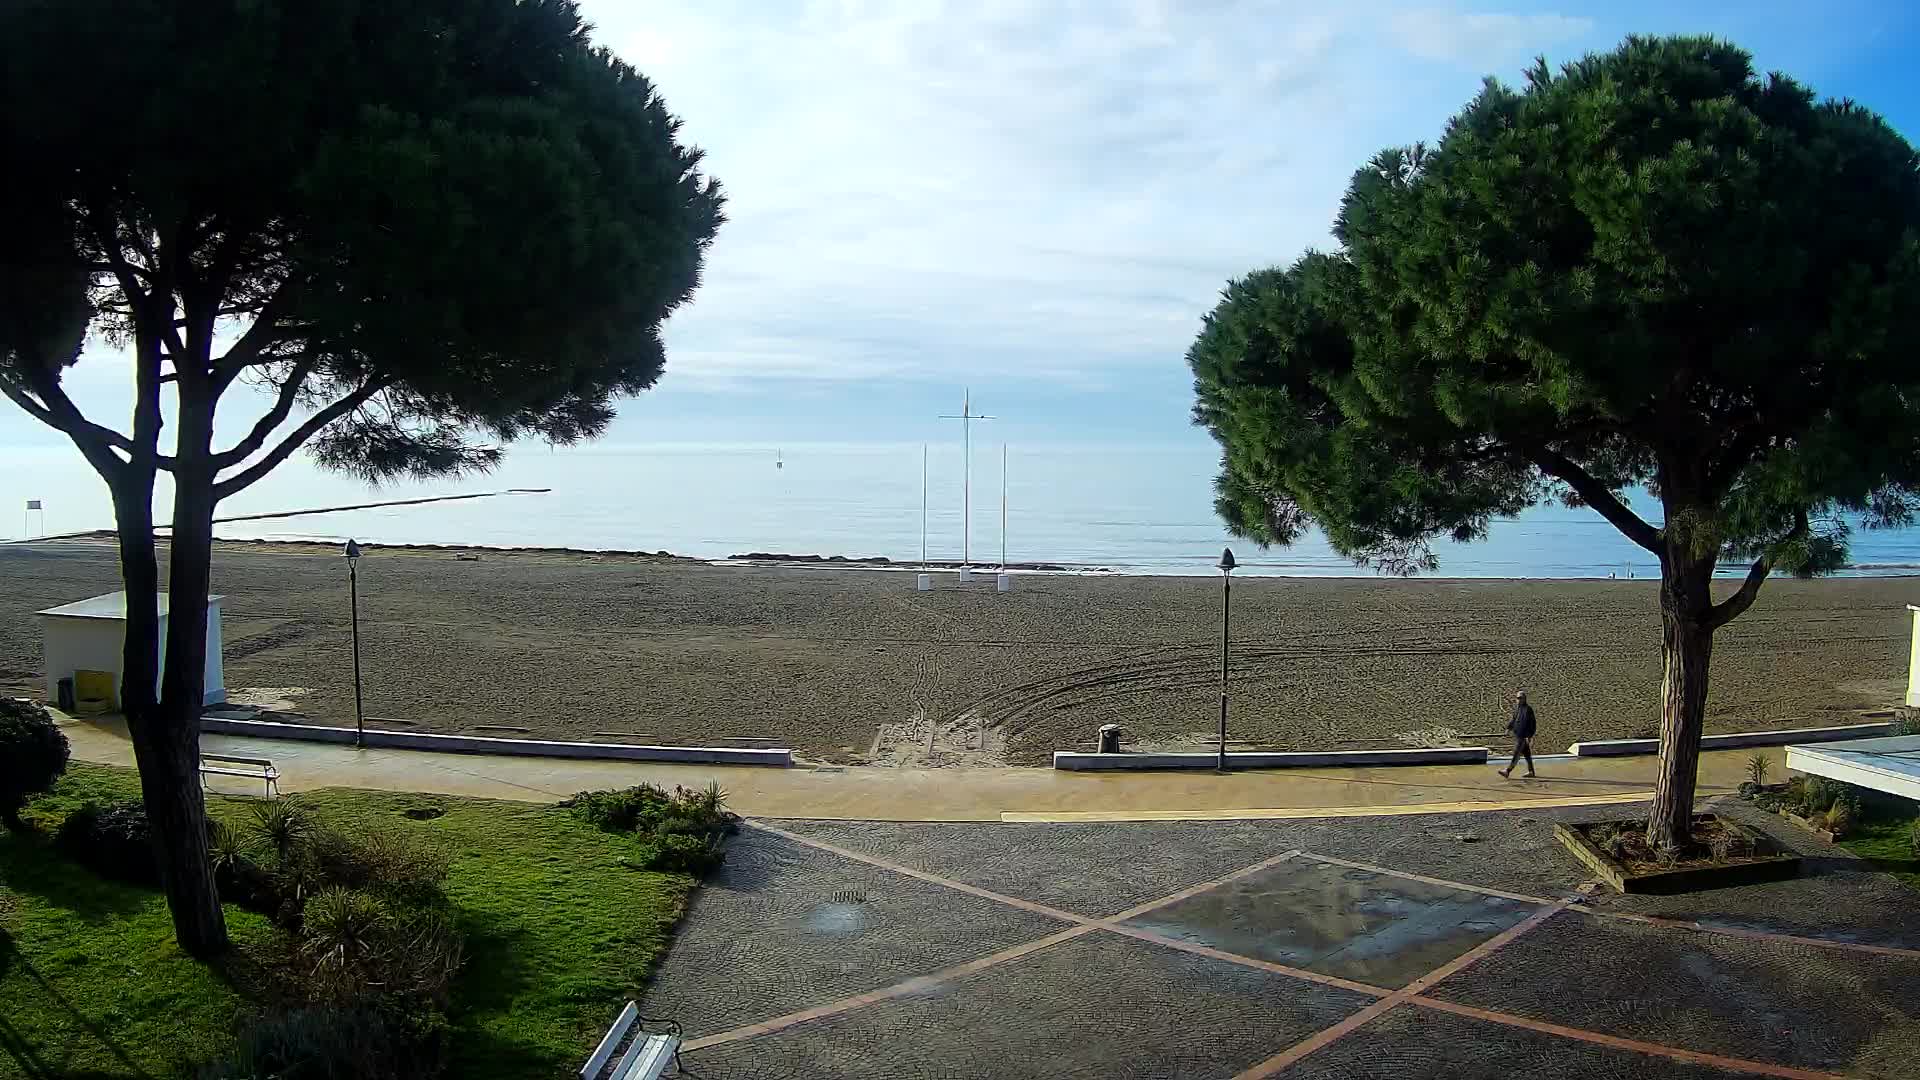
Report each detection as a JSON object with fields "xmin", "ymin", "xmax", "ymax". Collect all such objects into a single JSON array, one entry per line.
[
  {"xmin": 198, "ymin": 717, "xmax": 793, "ymax": 767},
  {"xmin": 1052, "ymin": 747, "xmax": 1489, "ymax": 771},
  {"xmin": 1568, "ymin": 721, "xmax": 1897, "ymax": 758}
]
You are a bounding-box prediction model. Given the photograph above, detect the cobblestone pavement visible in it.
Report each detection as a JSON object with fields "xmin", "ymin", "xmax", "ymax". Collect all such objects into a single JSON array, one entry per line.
[{"xmin": 641, "ymin": 801, "xmax": 1920, "ymax": 1078}]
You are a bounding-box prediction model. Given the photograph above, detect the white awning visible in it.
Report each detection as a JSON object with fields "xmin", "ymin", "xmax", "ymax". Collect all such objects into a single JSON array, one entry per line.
[{"xmin": 1785, "ymin": 735, "xmax": 1920, "ymax": 801}]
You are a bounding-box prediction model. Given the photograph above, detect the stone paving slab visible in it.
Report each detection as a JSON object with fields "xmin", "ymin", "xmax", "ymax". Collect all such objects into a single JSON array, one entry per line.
[
  {"xmin": 1428, "ymin": 909, "xmax": 1920, "ymax": 1078},
  {"xmin": 770, "ymin": 818, "xmax": 1315, "ymax": 916},
  {"xmin": 1124, "ymin": 856, "xmax": 1537, "ymax": 989},
  {"xmin": 638, "ymin": 827, "xmax": 1069, "ymax": 1038},
  {"xmin": 678, "ymin": 930, "xmax": 1375, "ymax": 1079},
  {"xmin": 1277, "ymin": 1004, "xmax": 1757, "ymax": 1079}
]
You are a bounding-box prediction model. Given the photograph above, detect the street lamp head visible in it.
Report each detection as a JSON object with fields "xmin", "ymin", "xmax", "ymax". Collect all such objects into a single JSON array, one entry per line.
[
  {"xmin": 1217, "ymin": 547, "xmax": 1236, "ymax": 574},
  {"xmin": 344, "ymin": 538, "xmax": 362, "ymax": 563}
]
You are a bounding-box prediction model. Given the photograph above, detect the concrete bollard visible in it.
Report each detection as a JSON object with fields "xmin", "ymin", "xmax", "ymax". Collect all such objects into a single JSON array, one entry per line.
[
  {"xmin": 916, "ymin": 573, "xmax": 931, "ymax": 591},
  {"xmin": 996, "ymin": 572, "xmax": 1011, "ymax": 592},
  {"xmin": 958, "ymin": 567, "xmax": 973, "ymax": 583}
]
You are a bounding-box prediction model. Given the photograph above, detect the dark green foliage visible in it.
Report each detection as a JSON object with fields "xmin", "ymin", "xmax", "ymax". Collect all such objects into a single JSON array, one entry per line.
[
  {"xmin": 0, "ymin": 0, "xmax": 724, "ymax": 953},
  {"xmin": 200, "ymin": 1005, "xmax": 449, "ymax": 1080},
  {"xmin": 1190, "ymin": 35, "xmax": 1920, "ymax": 577},
  {"xmin": 0, "ymin": 699, "xmax": 68, "ymax": 826},
  {"xmin": 563, "ymin": 781, "xmax": 738, "ymax": 874},
  {"xmin": 55, "ymin": 799, "xmax": 160, "ymax": 883},
  {"xmin": 1746, "ymin": 754, "xmax": 1771, "ymax": 788},
  {"xmin": 0, "ymin": 0, "xmax": 725, "ymax": 485},
  {"xmin": 1188, "ymin": 35, "xmax": 1920, "ymax": 848}
]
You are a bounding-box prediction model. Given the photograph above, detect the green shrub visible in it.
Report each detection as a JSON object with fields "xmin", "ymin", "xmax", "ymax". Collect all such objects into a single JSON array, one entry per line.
[
  {"xmin": 1895, "ymin": 708, "xmax": 1920, "ymax": 737},
  {"xmin": 1744, "ymin": 753, "xmax": 1770, "ymax": 788},
  {"xmin": 634, "ymin": 832, "xmax": 726, "ymax": 875},
  {"xmin": 563, "ymin": 783, "xmax": 675, "ymax": 833},
  {"xmin": 200, "ymin": 1005, "xmax": 448, "ymax": 1080},
  {"xmin": 54, "ymin": 799, "xmax": 159, "ymax": 883},
  {"xmin": 248, "ymin": 799, "xmax": 315, "ymax": 868},
  {"xmin": 565, "ymin": 781, "xmax": 738, "ymax": 875},
  {"xmin": 1822, "ymin": 801, "xmax": 1854, "ymax": 837},
  {"xmin": 1801, "ymin": 776, "xmax": 1837, "ymax": 814},
  {"xmin": 294, "ymin": 888, "xmax": 462, "ymax": 1010},
  {"xmin": 0, "ymin": 698, "xmax": 69, "ymax": 827},
  {"xmin": 289, "ymin": 826, "xmax": 450, "ymax": 913}
]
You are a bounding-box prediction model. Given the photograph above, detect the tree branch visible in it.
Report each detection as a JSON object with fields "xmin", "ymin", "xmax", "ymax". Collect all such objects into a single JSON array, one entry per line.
[
  {"xmin": 212, "ymin": 378, "xmax": 389, "ymax": 501},
  {"xmin": 3, "ymin": 373, "xmax": 129, "ymax": 480},
  {"xmin": 211, "ymin": 356, "xmax": 317, "ymax": 468},
  {"xmin": 87, "ymin": 212, "xmax": 189, "ymax": 360},
  {"xmin": 0, "ymin": 376, "xmax": 177, "ymax": 469},
  {"xmin": 1525, "ymin": 444, "xmax": 1663, "ymax": 553},
  {"xmin": 211, "ymin": 286, "xmax": 295, "ymax": 392},
  {"xmin": 1705, "ymin": 511, "xmax": 1809, "ymax": 630}
]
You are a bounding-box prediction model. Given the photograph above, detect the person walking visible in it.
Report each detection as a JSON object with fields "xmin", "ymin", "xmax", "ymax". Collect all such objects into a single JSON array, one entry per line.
[{"xmin": 1499, "ymin": 690, "xmax": 1537, "ymax": 779}]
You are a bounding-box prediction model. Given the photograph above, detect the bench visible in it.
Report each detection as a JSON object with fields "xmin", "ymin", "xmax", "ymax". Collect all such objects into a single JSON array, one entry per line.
[
  {"xmin": 199, "ymin": 754, "xmax": 279, "ymax": 799},
  {"xmin": 581, "ymin": 1001, "xmax": 682, "ymax": 1080}
]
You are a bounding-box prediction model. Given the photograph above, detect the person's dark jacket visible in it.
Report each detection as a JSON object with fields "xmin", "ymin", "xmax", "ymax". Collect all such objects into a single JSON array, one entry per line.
[{"xmin": 1507, "ymin": 702, "xmax": 1537, "ymax": 740}]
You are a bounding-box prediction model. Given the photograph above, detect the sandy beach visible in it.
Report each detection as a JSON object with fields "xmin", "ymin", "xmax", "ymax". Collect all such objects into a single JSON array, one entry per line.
[{"xmin": 0, "ymin": 539, "xmax": 1910, "ymax": 766}]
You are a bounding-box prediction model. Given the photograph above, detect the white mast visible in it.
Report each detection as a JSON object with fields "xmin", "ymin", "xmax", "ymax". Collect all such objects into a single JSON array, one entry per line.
[
  {"xmin": 938, "ymin": 389, "xmax": 993, "ymax": 567},
  {"xmin": 1000, "ymin": 443, "xmax": 1008, "ymax": 569}
]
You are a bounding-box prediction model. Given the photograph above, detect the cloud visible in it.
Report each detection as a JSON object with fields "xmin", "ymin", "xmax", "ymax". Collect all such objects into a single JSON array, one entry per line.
[
  {"xmin": 588, "ymin": 0, "xmax": 1489, "ymax": 389},
  {"xmin": 1386, "ymin": 9, "xmax": 1595, "ymax": 65}
]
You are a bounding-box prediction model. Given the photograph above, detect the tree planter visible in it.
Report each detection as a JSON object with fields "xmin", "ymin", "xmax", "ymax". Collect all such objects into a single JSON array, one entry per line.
[
  {"xmin": 1778, "ymin": 809, "xmax": 1845, "ymax": 843},
  {"xmin": 1554, "ymin": 816, "xmax": 1800, "ymax": 894}
]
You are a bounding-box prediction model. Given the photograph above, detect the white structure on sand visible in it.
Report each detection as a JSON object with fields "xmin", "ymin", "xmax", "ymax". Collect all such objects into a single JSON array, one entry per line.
[{"xmin": 37, "ymin": 591, "xmax": 226, "ymax": 708}]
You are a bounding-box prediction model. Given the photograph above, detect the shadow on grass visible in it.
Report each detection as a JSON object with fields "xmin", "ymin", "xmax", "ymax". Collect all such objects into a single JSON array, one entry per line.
[
  {"xmin": 0, "ymin": 835, "xmax": 151, "ymax": 923},
  {"xmin": 0, "ymin": 934, "xmax": 152, "ymax": 1080},
  {"xmin": 448, "ymin": 907, "xmax": 540, "ymax": 1018}
]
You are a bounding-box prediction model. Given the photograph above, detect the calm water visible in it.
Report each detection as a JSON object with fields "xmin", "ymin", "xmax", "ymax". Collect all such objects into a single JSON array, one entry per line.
[{"xmin": 5, "ymin": 441, "xmax": 1919, "ymax": 578}]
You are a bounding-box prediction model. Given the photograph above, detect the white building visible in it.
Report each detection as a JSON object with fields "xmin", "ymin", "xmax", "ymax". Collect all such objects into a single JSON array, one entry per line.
[{"xmin": 37, "ymin": 592, "xmax": 226, "ymax": 708}]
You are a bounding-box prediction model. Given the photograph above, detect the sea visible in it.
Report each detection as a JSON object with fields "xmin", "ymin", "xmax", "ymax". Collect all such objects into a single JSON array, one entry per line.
[{"xmin": 5, "ymin": 441, "xmax": 1919, "ymax": 579}]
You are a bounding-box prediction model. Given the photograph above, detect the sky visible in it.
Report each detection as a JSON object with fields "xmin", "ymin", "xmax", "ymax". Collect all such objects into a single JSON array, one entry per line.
[{"xmin": 6, "ymin": 0, "xmax": 1920, "ymax": 457}]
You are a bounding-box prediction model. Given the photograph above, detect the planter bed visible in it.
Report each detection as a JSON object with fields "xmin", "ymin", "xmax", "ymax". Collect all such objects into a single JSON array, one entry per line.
[{"xmin": 1554, "ymin": 814, "xmax": 1800, "ymax": 894}]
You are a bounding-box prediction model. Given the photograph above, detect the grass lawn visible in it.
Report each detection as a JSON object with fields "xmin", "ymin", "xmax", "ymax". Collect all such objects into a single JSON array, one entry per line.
[
  {"xmin": 1839, "ymin": 798, "xmax": 1920, "ymax": 891},
  {"xmin": 0, "ymin": 764, "xmax": 697, "ymax": 1079}
]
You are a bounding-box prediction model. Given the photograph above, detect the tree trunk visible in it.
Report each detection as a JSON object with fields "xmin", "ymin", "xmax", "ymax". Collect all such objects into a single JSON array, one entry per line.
[
  {"xmin": 1647, "ymin": 550, "xmax": 1715, "ymax": 851},
  {"xmin": 149, "ymin": 390, "xmax": 228, "ymax": 957}
]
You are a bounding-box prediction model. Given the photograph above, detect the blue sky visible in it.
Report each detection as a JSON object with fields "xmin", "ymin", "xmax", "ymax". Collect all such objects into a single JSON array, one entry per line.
[{"xmin": 7, "ymin": 1, "xmax": 1919, "ymax": 456}]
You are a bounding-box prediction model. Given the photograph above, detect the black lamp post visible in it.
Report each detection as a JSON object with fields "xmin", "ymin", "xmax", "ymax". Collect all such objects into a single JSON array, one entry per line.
[
  {"xmin": 345, "ymin": 539, "xmax": 365, "ymax": 749},
  {"xmin": 1216, "ymin": 546, "xmax": 1236, "ymax": 772}
]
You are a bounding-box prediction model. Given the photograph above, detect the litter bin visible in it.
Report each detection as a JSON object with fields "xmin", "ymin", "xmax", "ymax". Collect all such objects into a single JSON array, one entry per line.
[
  {"xmin": 1096, "ymin": 723, "xmax": 1122, "ymax": 754},
  {"xmin": 57, "ymin": 676, "xmax": 75, "ymax": 712}
]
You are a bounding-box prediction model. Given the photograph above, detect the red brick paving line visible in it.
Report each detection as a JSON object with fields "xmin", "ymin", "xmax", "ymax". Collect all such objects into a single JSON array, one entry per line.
[
  {"xmin": 679, "ymin": 924, "xmax": 1096, "ymax": 1053},
  {"xmin": 1303, "ymin": 850, "xmax": 1920, "ymax": 961},
  {"xmin": 1231, "ymin": 890, "xmax": 1586, "ymax": 1079},
  {"xmin": 1566, "ymin": 905, "xmax": 1920, "ymax": 959},
  {"xmin": 751, "ymin": 822, "xmax": 1088, "ymax": 925},
  {"xmin": 706, "ymin": 826, "xmax": 1903, "ymax": 1075},
  {"xmin": 1404, "ymin": 998, "xmax": 1851, "ymax": 1080},
  {"xmin": 684, "ymin": 831, "xmax": 1390, "ymax": 1051}
]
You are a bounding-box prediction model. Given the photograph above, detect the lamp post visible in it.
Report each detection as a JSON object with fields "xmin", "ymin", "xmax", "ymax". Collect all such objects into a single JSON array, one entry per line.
[
  {"xmin": 344, "ymin": 539, "xmax": 365, "ymax": 749},
  {"xmin": 1216, "ymin": 546, "xmax": 1236, "ymax": 772}
]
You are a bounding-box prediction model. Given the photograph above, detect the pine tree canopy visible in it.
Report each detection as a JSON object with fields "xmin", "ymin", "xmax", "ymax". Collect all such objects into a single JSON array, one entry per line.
[{"xmin": 1190, "ymin": 35, "xmax": 1920, "ymax": 586}]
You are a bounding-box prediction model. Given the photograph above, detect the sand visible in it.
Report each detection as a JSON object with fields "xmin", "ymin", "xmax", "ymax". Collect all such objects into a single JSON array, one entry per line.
[{"xmin": 1, "ymin": 540, "xmax": 1910, "ymax": 766}]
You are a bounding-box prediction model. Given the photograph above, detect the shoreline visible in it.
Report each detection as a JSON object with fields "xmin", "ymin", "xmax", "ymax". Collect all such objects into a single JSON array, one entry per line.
[{"xmin": 29, "ymin": 532, "xmax": 1920, "ymax": 582}]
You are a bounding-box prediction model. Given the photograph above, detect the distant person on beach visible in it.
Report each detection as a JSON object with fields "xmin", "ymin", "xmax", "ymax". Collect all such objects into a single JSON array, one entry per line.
[{"xmin": 1499, "ymin": 690, "xmax": 1536, "ymax": 779}]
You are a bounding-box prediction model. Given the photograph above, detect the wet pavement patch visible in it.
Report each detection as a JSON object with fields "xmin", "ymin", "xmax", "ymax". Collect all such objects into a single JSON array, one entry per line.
[{"xmin": 1122, "ymin": 857, "xmax": 1538, "ymax": 988}]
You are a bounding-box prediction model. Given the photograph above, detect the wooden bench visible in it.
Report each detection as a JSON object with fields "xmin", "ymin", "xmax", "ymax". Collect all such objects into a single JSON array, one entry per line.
[
  {"xmin": 199, "ymin": 754, "xmax": 279, "ymax": 799},
  {"xmin": 581, "ymin": 1001, "xmax": 682, "ymax": 1080}
]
